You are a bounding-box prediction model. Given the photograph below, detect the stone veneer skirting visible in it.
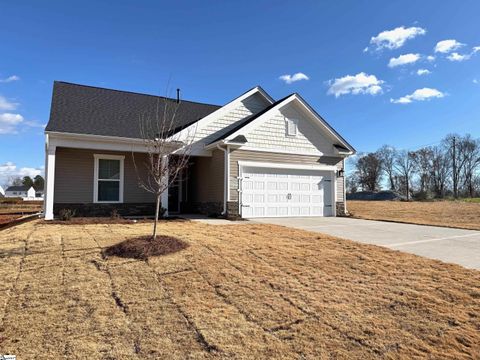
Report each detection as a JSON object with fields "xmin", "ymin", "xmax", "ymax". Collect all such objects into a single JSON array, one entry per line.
[
  {"xmin": 53, "ymin": 203, "xmax": 157, "ymax": 217},
  {"xmin": 336, "ymin": 201, "xmax": 347, "ymax": 216},
  {"xmin": 190, "ymin": 202, "xmax": 224, "ymax": 217}
]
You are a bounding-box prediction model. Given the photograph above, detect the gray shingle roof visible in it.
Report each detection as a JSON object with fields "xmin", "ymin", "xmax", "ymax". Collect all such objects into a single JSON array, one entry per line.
[
  {"xmin": 6, "ymin": 186, "xmax": 29, "ymax": 192},
  {"xmin": 45, "ymin": 82, "xmax": 221, "ymax": 139}
]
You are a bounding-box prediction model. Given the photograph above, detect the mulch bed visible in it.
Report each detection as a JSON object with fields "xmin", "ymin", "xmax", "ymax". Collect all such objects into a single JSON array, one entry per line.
[{"xmin": 102, "ymin": 235, "xmax": 189, "ymax": 260}]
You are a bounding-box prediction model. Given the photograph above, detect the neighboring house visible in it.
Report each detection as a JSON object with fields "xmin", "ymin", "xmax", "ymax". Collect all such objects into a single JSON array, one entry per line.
[
  {"xmin": 44, "ymin": 81, "xmax": 355, "ymax": 220},
  {"xmin": 5, "ymin": 185, "xmax": 36, "ymax": 199},
  {"xmin": 0, "ymin": 185, "xmax": 5, "ymax": 197},
  {"xmin": 35, "ymin": 188, "xmax": 45, "ymax": 199}
]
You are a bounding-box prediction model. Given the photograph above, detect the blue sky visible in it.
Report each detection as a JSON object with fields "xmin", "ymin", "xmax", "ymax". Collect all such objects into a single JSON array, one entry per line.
[{"xmin": 1, "ymin": 0, "xmax": 479, "ymax": 184}]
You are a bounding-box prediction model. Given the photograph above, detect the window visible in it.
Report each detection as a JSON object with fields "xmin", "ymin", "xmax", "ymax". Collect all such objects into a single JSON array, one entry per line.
[
  {"xmin": 94, "ymin": 154, "xmax": 124, "ymax": 203},
  {"xmin": 286, "ymin": 118, "xmax": 298, "ymax": 136}
]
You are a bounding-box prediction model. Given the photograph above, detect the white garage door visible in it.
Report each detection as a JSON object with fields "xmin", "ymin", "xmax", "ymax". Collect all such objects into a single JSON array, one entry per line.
[{"xmin": 240, "ymin": 166, "xmax": 334, "ymax": 218}]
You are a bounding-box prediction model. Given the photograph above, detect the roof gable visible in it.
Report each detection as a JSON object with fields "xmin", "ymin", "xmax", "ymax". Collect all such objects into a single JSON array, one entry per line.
[{"xmin": 218, "ymin": 94, "xmax": 355, "ymax": 154}]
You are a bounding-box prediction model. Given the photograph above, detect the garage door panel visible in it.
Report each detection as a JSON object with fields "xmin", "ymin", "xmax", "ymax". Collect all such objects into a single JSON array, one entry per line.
[{"xmin": 240, "ymin": 166, "xmax": 334, "ymax": 218}]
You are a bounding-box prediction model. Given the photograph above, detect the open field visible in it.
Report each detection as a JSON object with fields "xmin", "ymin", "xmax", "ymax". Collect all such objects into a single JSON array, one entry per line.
[
  {"xmin": 1, "ymin": 220, "xmax": 479, "ymax": 358},
  {"xmin": 348, "ymin": 200, "xmax": 480, "ymax": 231}
]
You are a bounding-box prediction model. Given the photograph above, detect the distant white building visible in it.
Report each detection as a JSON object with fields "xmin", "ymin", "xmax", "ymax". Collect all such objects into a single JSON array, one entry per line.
[
  {"xmin": 4, "ymin": 185, "xmax": 37, "ymax": 200},
  {"xmin": 0, "ymin": 185, "xmax": 5, "ymax": 197}
]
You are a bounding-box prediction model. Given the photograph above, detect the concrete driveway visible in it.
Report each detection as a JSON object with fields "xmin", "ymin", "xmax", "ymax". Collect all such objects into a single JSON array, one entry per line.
[{"xmin": 253, "ymin": 217, "xmax": 480, "ymax": 270}]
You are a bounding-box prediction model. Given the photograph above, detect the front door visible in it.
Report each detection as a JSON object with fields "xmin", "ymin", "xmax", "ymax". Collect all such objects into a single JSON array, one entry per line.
[{"xmin": 168, "ymin": 172, "xmax": 182, "ymax": 214}]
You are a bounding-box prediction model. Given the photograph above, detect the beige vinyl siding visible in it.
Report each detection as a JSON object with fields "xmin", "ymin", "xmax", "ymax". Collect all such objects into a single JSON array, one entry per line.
[
  {"xmin": 229, "ymin": 149, "xmax": 344, "ymax": 202},
  {"xmin": 190, "ymin": 149, "xmax": 224, "ymax": 203},
  {"xmin": 54, "ymin": 147, "xmax": 154, "ymax": 203}
]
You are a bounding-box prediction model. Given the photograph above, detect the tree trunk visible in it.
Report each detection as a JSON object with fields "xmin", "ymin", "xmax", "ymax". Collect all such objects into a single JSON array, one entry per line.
[
  {"xmin": 389, "ymin": 175, "xmax": 395, "ymax": 191},
  {"xmin": 406, "ymin": 175, "xmax": 410, "ymax": 201},
  {"xmin": 153, "ymin": 193, "xmax": 161, "ymax": 240}
]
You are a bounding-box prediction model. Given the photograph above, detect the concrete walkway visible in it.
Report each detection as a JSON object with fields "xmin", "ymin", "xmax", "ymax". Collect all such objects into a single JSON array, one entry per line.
[{"xmin": 253, "ymin": 217, "xmax": 480, "ymax": 270}]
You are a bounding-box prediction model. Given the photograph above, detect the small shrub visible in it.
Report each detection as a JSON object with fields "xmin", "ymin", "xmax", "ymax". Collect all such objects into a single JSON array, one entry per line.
[
  {"xmin": 110, "ymin": 208, "xmax": 120, "ymax": 219},
  {"xmin": 58, "ymin": 208, "xmax": 76, "ymax": 221}
]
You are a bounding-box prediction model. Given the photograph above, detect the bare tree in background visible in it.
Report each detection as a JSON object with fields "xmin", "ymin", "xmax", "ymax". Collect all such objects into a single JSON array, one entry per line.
[
  {"xmin": 431, "ymin": 145, "xmax": 450, "ymax": 197},
  {"xmin": 355, "ymin": 152, "xmax": 383, "ymax": 191},
  {"xmin": 460, "ymin": 135, "xmax": 480, "ymax": 197},
  {"xmin": 133, "ymin": 94, "xmax": 197, "ymax": 240},
  {"xmin": 394, "ymin": 150, "xmax": 417, "ymax": 200},
  {"xmin": 413, "ymin": 147, "xmax": 433, "ymax": 194},
  {"xmin": 377, "ymin": 145, "xmax": 397, "ymax": 191}
]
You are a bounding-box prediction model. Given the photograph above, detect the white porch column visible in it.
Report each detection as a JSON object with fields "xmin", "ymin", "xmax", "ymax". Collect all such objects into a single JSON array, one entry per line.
[
  {"xmin": 44, "ymin": 144, "xmax": 56, "ymax": 220},
  {"xmin": 160, "ymin": 155, "xmax": 169, "ymax": 216}
]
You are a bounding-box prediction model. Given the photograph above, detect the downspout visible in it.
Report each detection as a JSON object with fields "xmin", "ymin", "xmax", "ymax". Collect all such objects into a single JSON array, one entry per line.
[{"xmin": 217, "ymin": 144, "xmax": 227, "ymax": 216}]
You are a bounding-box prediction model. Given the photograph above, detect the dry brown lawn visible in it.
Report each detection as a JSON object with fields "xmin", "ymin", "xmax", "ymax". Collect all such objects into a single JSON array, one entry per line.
[
  {"xmin": 349, "ymin": 200, "xmax": 480, "ymax": 231},
  {"xmin": 0, "ymin": 202, "xmax": 43, "ymax": 215},
  {"xmin": 1, "ymin": 220, "xmax": 479, "ymax": 359}
]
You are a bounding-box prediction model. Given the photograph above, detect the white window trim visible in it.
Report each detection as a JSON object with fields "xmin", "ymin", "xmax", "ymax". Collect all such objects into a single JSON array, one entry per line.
[
  {"xmin": 286, "ymin": 118, "xmax": 298, "ymax": 137},
  {"xmin": 93, "ymin": 154, "xmax": 125, "ymax": 203}
]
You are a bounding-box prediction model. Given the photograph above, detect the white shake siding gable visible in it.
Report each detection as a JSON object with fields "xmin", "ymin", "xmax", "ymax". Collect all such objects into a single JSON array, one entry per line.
[
  {"xmin": 191, "ymin": 93, "xmax": 270, "ymax": 146},
  {"xmin": 243, "ymin": 103, "xmax": 335, "ymax": 155}
]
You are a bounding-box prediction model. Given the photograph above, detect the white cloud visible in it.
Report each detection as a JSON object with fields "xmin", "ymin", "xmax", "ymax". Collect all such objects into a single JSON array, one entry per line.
[
  {"xmin": 0, "ymin": 95, "xmax": 19, "ymax": 111},
  {"xmin": 434, "ymin": 39, "xmax": 465, "ymax": 53},
  {"xmin": 417, "ymin": 69, "xmax": 431, "ymax": 76},
  {"xmin": 0, "ymin": 161, "xmax": 44, "ymax": 187},
  {"xmin": 279, "ymin": 72, "xmax": 309, "ymax": 84},
  {"xmin": 370, "ymin": 26, "xmax": 426, "ymax": 51},
  {"xmin": 473, "ymin": 79, "xmax": 479, "ymax": 84},
  {"xmin": 0, "ymin": 75, "xmax": 20, "ymax": 83},
  {"xmin": 388, "ymin": 53, "xmax": 421, "ymax": 67},
  {"xmin": 446, "ymin": 52, "xmax": 471, "ymax": 61},
  {"xmin": 327, "ymin": 72, "xmax": 384, "ymax": 97},
  {"xmin": 474, "ymin": 46, "xmax": 480, "ymax": 53},
  {"xmin": 0, "ymin": 113, "xmax": 44, "ymax": 134},
  {"xmin": 0, "ymin": 113, "xmax": 24, "ymax": 134},
  {"xmin": 391, "ymin": 88, "xmax": 445, "ymax": 104},
  {"xmin": 426, "ymin": 55, "xmax": 435, "ymax": 62}
]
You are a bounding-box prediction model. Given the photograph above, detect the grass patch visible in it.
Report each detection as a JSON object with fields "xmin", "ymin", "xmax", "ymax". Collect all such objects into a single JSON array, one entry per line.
[
  {"xmin": 462, "ymin": 197, "xmax": 480, "ymax": 203},
  {"xmin": 0, "ymin": 220, "xmax": 479, "ymax": 358},
  {"xmin": 102, "ymin": 235, "xmax": 189, "ymax": 260},
  {"xmin": 349, "ymin": 200, "xmax": 480, "ymax": 230}
]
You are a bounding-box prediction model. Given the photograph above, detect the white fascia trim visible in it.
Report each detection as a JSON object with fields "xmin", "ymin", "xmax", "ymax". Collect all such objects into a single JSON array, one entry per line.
[
  {"xmin": 169, "ymin": 86, "xmax": 274, "ymax": 142},
  {"xmin": 238, "ymin": 160, "xmax": 337, "ymax": 172},
  {"xmin": 93, "ymin": 154, "xmax": 125, "ymax": 204}
]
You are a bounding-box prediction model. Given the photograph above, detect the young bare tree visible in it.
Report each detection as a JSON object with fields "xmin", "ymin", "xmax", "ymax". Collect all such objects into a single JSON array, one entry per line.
[
  {"xmin": 133, "ymin": 94, "xmax": 197, "ymax": 240},
  {"xmin": 394, "ymin": 150, "xmax": 417, "ymax": 200}
]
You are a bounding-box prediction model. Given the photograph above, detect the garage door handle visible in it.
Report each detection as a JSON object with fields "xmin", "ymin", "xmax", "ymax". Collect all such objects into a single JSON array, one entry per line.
[
  {"xmin": 325, "ymin": 205, "xmax": 332, "ymax": 207},
  {"xmin": 287, "ymin": 193, "xmax": 292, "ymax": 200},
  {"xmin": 241, "ymin": 204, "xmax": 250, "ymax": 207}
]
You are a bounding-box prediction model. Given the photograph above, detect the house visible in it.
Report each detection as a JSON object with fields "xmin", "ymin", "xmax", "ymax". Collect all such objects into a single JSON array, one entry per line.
[
  {"xmin": 5, "ymin": 185, "xmax": 36, "ymax": 199},
  {"xmin": 0, "ymin": 185, "xmax": 5, "ymax": 197},
  {"xmin": 44, "ymin": 81, "xmax": 355, "ymax": 220},
  {"xmin": 35, "ymin": 188, "xmax": 44, "ymax": 199}
]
